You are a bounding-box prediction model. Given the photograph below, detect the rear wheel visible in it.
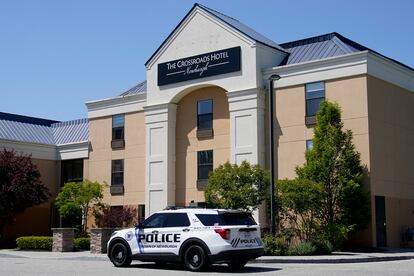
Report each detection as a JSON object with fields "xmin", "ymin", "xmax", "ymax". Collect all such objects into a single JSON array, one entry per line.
[
  {"xmin": 109, "ymin": 242, "xmax": 132, "ymax": 267},
  {"xmin": 183, "ymin": 245, "xmax": 208, "ymax": 272},
  {"xmin": 227, "ymin": 259, "xmax": 248, "ymax": 270}
]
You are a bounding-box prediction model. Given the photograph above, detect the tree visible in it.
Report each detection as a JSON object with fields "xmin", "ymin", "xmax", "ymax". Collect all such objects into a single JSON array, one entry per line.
[
  {"xmin": 277, "ymin": 179, "xmax": 323, "ymax": 241},
  {"xmin": 295, "ymin": 101, "xmax": 370, "ymax": 245},
  {"xmin": 0, "ymin": 149, "xmax": 50, "ymax": 240},
  {"xmin": 204, "ymin": 161, "xmax": 269, "ymax": 212},
  {"xmin": 55, "ymin": 180, "xmax": 104, "ymax": 234}
]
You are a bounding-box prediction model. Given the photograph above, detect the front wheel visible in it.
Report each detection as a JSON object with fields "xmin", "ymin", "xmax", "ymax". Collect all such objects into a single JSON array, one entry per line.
[
  {"xmin": 109, "ymin": 242, "xmax": 132, "ymax": 267},
  {"xmin": 183, "ymin": 245, "xmax": 208, "ymax": 271},
  {"xmin": 227, "ymin": 259, "xmax": 248, "ymax": 270}
]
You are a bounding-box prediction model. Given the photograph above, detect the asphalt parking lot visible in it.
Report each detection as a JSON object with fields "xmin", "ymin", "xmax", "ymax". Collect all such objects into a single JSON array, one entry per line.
[{"xmin": 1, "ymin": 250, "xmax": 414, "ymax": 276}]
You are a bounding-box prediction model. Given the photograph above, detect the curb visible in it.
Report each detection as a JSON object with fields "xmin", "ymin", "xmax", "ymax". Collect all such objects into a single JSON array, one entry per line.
[{"xmin": 251, "ymin": 255, "xmax": 414, "ymax": 264}]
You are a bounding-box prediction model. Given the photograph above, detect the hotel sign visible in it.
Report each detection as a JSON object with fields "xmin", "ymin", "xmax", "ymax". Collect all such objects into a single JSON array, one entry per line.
[{"xmin": 158, "ymin": 47, "xmax": 241, "ymax": 86}]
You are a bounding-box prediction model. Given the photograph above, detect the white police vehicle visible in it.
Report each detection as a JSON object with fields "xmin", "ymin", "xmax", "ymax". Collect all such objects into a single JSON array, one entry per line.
[{"xmin": 107, "ymin": 208, "xmax": 264, "ymax": 271}]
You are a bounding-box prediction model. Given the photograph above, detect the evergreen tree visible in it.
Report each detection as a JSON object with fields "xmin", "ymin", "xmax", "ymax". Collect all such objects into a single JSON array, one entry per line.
[{"xmin": 296, "ymin": 101, "xmax": 370, "ymax": 244}]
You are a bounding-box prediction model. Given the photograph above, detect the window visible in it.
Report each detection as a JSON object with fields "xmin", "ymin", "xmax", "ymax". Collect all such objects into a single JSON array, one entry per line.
[
  {"xmin": 138, "ymin": 204, "xmax": 145, "ymax": 223},
  {"xmin": 305, "ymin": 81, "xmax": 325, "ymax": 117},
  {"xmin": 61, "ymin": 159, "xmax": 83, "ymax": 186},
  {"xmin": 165, "ymin": 213, "xmax": 190, "ymax": 227},
  {"xmin": 306, "ymin": 139, "xmax": 314, "ymax": 151},
  {"xmin": 195, "ymin": 213, "xmax": 257, "ymax": 226},
  {"xmin": 197, "ymin": 99, "xmax": 213, "ymax": 130},
  {"xmin": 197, "ymin": 150, "xmax": 213, "ymax": 180},
  {"xmin": 112, "ymin": 114, "xmax": 125, "ymax": 140},
  {"xmin": 111, "ymin": 159, "xmax": 124, "ymax": 186},
  {"xmin": 143, "ymin": 213, "xmax": 167, "ymax": 228}
]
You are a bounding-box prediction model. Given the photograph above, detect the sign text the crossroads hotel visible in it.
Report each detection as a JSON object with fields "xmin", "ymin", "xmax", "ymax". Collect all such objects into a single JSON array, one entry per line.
[{"xmin": 158, "ymin": 47, "xmax": 241, "ymax": 86}]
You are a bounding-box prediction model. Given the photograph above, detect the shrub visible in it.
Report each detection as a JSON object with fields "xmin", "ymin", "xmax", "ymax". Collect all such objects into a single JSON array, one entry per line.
[
  {"xmin": 287, "ymin": 241, "xmax": 317, "ymax": 256},
  {"xmin": 263, "ymin": 234, "xmax": 288, "ymax": 256},
  {"xmin": 16, "ymin": 236, "xmax": 52, "ymax": 251},
  {"xmin": 312, "ymin": 240, "xmax": 333, "ymax": 255},
  {"xmin": 204, "ymin": 161, "xmax": 269, "ymax": 212},
  {"xmin": 74, "ymin": 237, "xmax": 90, "ymax": 251},
  {"xmin": 94, "ymin": 204, "xmax": 137, "ymax": 228}
]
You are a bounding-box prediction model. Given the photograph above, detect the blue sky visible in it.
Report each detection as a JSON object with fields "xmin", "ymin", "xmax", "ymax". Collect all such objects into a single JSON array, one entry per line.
[{"xmin": 1, "ymin": 0, "xmax": 413, "ymax": 121}]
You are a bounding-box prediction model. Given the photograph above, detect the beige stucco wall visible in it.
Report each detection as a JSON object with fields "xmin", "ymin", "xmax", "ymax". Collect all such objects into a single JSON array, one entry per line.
[
  {"xmin": 4, "ymin": 158, "xmax": 60, "ymax": 242},
  {"xmin": 175, "ymin": 86, "xmax": 230, "ymax": 205},
  {"xmin": 87, "ymin": 111, "xmax": 146, "ymax": 209},
  {"xmin": 275, "ymin": 75, "xmax": 370, "ymax": 180},
  {"xmin": 367, "ymin": 76, "xmax": 414, "ymax": 247},
  {"xmin": 274, "ymin": 75, "xmax": 373, "ymax": 246}
]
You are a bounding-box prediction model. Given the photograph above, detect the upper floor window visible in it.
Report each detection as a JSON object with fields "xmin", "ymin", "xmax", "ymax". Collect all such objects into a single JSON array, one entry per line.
[
  {"xmin": 197, "ymin": 99, "xmax": 213, "ymax": 130},
  {"xmin": 112, "ymin": 114, "xmax": 125, "ymax": 140},
  {"xmin": 198, "ymin": 150, "xmax": 213, "ymax": 181},
  {"xmin": 111, "ymin": 159, "xmax": 124, "ymax": 186},
  {"xmin": 305, "ymin": 81, "xmax": 325, "ymax": 117}
]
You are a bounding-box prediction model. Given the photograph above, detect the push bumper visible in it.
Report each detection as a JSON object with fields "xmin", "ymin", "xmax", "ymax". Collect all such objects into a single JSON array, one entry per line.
[{"xmin": 209, "ymin": 247, "xmax": 264, "ymax": 263}]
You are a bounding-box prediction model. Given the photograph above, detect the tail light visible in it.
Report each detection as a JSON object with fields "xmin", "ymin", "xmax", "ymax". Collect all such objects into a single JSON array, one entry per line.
[{"xmin": 214, "ymin": 229, "xmax": 230, "ymax": 240}]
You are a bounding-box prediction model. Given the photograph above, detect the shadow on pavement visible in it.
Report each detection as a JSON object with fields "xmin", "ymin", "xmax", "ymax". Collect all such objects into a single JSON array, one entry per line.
[{"xmin": 129, "ymin": 262, "xmax": 281, "ymax": 273}]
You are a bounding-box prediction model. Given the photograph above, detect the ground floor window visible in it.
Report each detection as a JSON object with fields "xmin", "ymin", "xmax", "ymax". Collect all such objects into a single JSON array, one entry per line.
[
  {"xmin": 138, "ymin": 204, "xmax": 145, "ymax": 223},
  {"xmin": 61, "ymin": 159, "xmax": 83, "ymax": 186},
  {"xmin": 306, "ymin": 139, "xmax": 314, "ymax": 150},
  {"xmin": 197, "ymin": 150, "xmax": 213, "ymax": 180}
]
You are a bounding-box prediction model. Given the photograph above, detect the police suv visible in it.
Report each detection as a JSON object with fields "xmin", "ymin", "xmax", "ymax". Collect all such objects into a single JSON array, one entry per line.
[{"xmin": 107, "ymin": 208, "xmax": 264, "ymax": 271}]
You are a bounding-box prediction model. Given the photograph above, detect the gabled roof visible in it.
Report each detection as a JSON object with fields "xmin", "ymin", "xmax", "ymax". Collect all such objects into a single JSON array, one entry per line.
[
  {"xmin": 279, "ymin": 32, "xmax": 413, "ymax": 71},
  {"xmin": 0, "ymin": 112, "xmax": 58, "ymax": 127},
  {"xmin": 119, "ymin": 80, "xmax": 147, "ymax": 96},
  {"xmin": 145, "ymin": 3, "xmax": 287, "ymax": 66},
  {"xmin": 196, "ymin": 4, "xmax": 287, "ymax": 53},
  {"xmin": 51, "ymin": 119, "xmax": 89, "ymax": 145},
  {"xmin": 279, "ymin": 32, "xmax": 361, "ymax": 65},
  {"xmin": 0, "ymin": 112, "xmax": 88, "ymax": 146}
]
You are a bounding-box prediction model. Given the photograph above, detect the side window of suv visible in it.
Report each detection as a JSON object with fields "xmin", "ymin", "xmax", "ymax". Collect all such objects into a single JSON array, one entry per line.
[
  {"xmin": 165, "ymin": 213, "xmax": 190, "ymax": 227},
  {"xmin": 143, "ymin": 213, "xmax": 167, "ymax": 228}
]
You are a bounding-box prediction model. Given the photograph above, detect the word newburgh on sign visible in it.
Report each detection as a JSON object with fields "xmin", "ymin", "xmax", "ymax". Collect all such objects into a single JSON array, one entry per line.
[{"xmin": 158, "ymin": 47, "xmax": 241, "ymax": 86}]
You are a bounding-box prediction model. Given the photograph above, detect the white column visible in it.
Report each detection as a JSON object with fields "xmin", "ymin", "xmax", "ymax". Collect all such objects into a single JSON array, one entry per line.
[
  {"xmin": 144, "ymin": 103, "xmax": 176, "ymax": 216},
  {"xmin": 227, "ymin": 88, "xmax": 267, "ymax": 226},
  {"xmin": 227, "ymin": 88, "xmax": 265, "ymax": 166}
]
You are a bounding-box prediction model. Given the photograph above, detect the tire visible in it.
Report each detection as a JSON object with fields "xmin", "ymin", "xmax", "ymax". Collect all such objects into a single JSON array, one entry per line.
[
  {"xmin": 109, "ymin": 242, "xmax": 132, "ymax": 267},
  {"xmin": 183, "ymin": 244, "xmax": 208, "ymax": 272},
  {"xmin": 227, "ymin": 259, "xmax": 248, "ymax": 270}
]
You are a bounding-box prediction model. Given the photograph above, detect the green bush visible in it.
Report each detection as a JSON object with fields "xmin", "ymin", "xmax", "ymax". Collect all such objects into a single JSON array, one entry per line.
[
  {"xmin": 74, "ymin": 237, "xmax": 90, "ymax": 251},
  {"xmin": 263, "ymin": 234, "xmax": 288, "ymax": 256},
  {"xmin": 287, "ymin": 241, "xmax": 317, "ymax": 256},
  {"xmin": 312, "ymin": 240, "xmax": 333, "ymax": 255},
  {"xmin": 16, "ymin": 236, "xmax": 52, "ymax": 251}
]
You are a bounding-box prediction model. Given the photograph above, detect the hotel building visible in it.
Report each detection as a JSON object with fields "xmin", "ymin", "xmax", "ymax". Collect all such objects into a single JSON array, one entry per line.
[{"xmin": 1, "ymin": 4, "xmax": 413, "ymax": 247}]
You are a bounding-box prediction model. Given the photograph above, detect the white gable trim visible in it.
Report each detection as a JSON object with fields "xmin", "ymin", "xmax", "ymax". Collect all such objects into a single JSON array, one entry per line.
[
  {"xmin": 145, "ymin": 6, "xmax": 256, "ymax": 70},
  {"xmin": 263, "ymin": 51, "xmax": 414, "ymax": 92},
  {"xmin": 0, "ymin": 139, "xmax": 57, "ymax": 160},
  {"xmin": 57, "ymin": 141, "xmax": 89, "ymax": 160},
  {"xmin": 86, "ymin": 93, "xmax": 146, "ymax": 119}
]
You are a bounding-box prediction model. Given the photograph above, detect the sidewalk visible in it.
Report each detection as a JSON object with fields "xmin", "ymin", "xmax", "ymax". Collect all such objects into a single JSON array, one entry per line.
[
  {"xmin": 253, "ymin": 249, "xmax": 414, "ymax": 264},
  {"xmin": 0, "ymin": 249, "xmax": 107, "ymax": 261},
  {"xmin": 1, "ymin": 248, "xmax": 414, "ymax": 264}
]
